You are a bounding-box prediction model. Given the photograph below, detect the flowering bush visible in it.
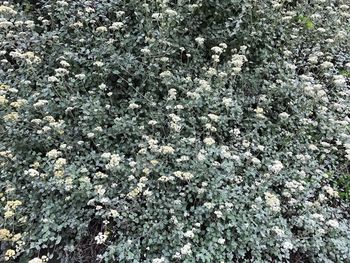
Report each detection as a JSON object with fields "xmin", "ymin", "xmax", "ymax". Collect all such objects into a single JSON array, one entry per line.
[{"xmin": 1, "ymin": 0, "xmax": 350, "ymax": 262}]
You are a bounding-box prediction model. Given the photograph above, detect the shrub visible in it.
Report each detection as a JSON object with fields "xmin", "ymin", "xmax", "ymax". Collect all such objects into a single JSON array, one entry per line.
[{"xmin": 0, "ymin": 0, "xmax": 350, "ymax": 262}]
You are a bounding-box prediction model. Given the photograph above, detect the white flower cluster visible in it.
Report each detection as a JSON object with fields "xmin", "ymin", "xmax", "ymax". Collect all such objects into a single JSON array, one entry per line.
[
  {"xmin": 94, "ymin": 232, "xmax": 108, "ymax": 244},
  {"xmin": 102, "ymin": 153, "xmax": 122, "ymax": 169},
  {"xmin": 265, "ymin": 192, "xmax": 281, "ymax": 212},
  {"xmin": 159, "ymin": 145, "xmax": 175, "ymax": 154},
  {"xmin": 269, "ymin": 160, "xmax": 284, "ymax": 174},
  {"xmin": 230, "ymin": 53, "xmax": 247, "ymax": 74},
  {"xmin": 173, "ymin": 171, "xmax": 194, "ymax": 180}
]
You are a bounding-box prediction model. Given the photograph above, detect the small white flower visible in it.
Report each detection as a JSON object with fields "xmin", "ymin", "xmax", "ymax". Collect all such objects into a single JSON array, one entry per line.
[
  {"xmin": 160, "ymin": 70, "xmax": 173, "ymax": 78},
  {"xmin": 175, "ymin": 104, "xmax": 184, "ymax": 110},
  {"xmin": 24, "ymin": 169, "xmax": 40, "ymax": 177},
  {"xmin": 212, "ymin": 54, "xmax": 220, "ymax": 62},
  {"xmin": 94, "ymin": 232, "xmax": 108, "ymax": 244},
  {"xmin": 110, "ymin": 22, "xmax": 124, "ymax": 30},
  {"xmin": 183, "ymin": 230, "xmax": 195, "ymax": 238},
  {"xmin": 148, "ymin": 120, "xmax": 158, "ymax": 125},
  {"xmin": 195, "ymin": 37, "xmax": 205, "ymax": 45},
  {"xmin": 279, "ymin": 112, "xmax": 290, "ymax": 119},
  {"xmin": 214, "ymin": 210, "xmax": 223, "ymax": 218},
  {"xmin": 308, "ymin": 144, "xmax": 318, "ymax": 151},
  {"xmin": 326, "ymin": 219, "xmax": 339, "ymax": 228},
  {"xmin": 0, "ymin": 5, "xmax": 17, "ymax": 15},
  {"xmin": 33, "ymin": 99, "xmax": 49, "ymax": 108},
  {"xmin": 28, "ymin": 258, "xmax": 43, "ymax": 263},
  {"xmin": 93, "ymin": 61, "xmax": 104, "ymax": 67},
  {"xmin": 269, "ymin": 160, "xmax": 284, "ymax": 174},
  {"xmin": 251, "ymin": 157, "xmax": 261, "ymax": 164},
  {"xmin": 96, "ymin": 26, "xmax": 108, "ymax": 32},
  {"xmin": 165, "ymin": 9, "xmax": 177, "ymax": 17},
  {"xmin": 128, "ymin": 103, "xmax": 141, "ymax": 109},
  {"xmin": 87, "ymin": 132, "xmax": 95, "ymax": 138},
  {"xmin": 110, "ymin": 209, "xmax": 119, "ymax": 218},
  {"xmin": 99, "ymin": 83, "xmax": 107, "ymax": 90},
  {"xmin": 282, "ymin": 241, "xmax": 294, "ymax": 250},
  {"xmin": 46, "ymin": 149, "xmax": 61, "ymax": 159},
  {"xmin": 116, "ymin": 11, "xmax": 125, "ymax": 17},
  {"xmin": 308, "ymin": 55, "xmax": 318, "ymax": 64},
  {"xmin": 48, "ymin": 76, "xmax": 59, "ymax": 82},
  {"xmin": 264, "ymin": 192, "xmax": 281, "ymax": 212},
  {"xmin": 333, "ymin": 75, "xmax": 346, "ymax": 87},
  {"xmin": 180, "ymin": 243, "xmax": 192, "ymax": 255},
  {"xmin": 217, "ymin": 238, "xmax": 225, "ymax": 244},
  {"xmin": 141, "ymin": 48, "xmax": 151, "ymax": 54},
  {"xmin": 75, "ymin": 73, "xmax": 86, "ymax": 80},
  {"xmin": 168, "ymin": 88, "xmax": 177, "ymax": 99},
  {"xmin": 208, "ymin": 113, "xmax": 219, "ymax": 122},
  {"xmin": 106, "ymin": 154, "xmax": 122, "ymax": 169},
  {"xmin": 55, "ymin": 68, "xmax": 69, "ymax": 76},
  {"xmin": 160, "ymin": 56, "xmax": 169, "ymax": 62},
  {"xmin": 320, "ymin": 61, "xmax": 333, "ymax": 69},
  {"xmin": 219, "ymin": 43, "xmax": 227, "ymax": 49},
  {"xmin": 203, "ymin": 137, "xmax": 215, "ymax": 146},
  {"xmin": 197, "ymin": 150, "xmax": 207, "ymax": 161},
  {"xmin": 0, "ymin": 21, "xmax": 13, "ymax": 29},
  {"xmin": 255, "ymin": 107, "xmax": 264, "ymax": 114},
  {"xmin": 57, "ymin": 1, "xmax": 69, "ymax": 7},
  {"xmin": 60, "ymin": 60, "xmax": 70, "ymax": 67},
  {"xmin": 323, "ymin": 186, "xmax": 339, "ymax": 197},
  {"xmin": 211, "ymin": 46, "xmax": 223, "ymax": 54},
  {"xmin": 159, "ymin": 145, "xmax": 175, "ymax": 154},
  {"xmin": 101, "ymin": 152, "xmax": 111, "ymax": 159},
  {"xmin": 151, "ymin": 13, "xmax": 163, "ymax": 20},
  {"xmin": 152, "ymin": 257, "xmax": 165, "ymax": 263}
]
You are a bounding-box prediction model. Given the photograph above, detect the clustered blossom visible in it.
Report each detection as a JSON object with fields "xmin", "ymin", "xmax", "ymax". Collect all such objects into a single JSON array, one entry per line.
[
  {"xmin": 265, "ymin": 192, "xmax": 281, "ymax": 212},
  {"xmin": 173, "ymin": 171, "xmax": 194, "ymax": 180},
  {"xmin": 46, "ymin": 149, "xmax": 61, "ymax": 159},
  {"xmin": 180, "ymin": 243, "xmax": 192, "ymax": 255},
  {"xmin": 217, "ymin": 238, "xmax": 225, "ymax": 245},
  {"xmin": 128, "ymin": 102, "xmax": 141, "ymax": 109},
  {"xmin": 103, "ymin": 153, "xmax": 122, "ymax": 169},
  {"xmin": 0, "ymin": 228, "xmax": 11, "ymax": 241},
  {"xmin": 28, "ymin": 258, "xmax": 44, "ymax": 263},
  {"xmin": 159, "ymin": 145, "xmax": 175, "ymax": 154},
  {"xmin": 0, "ymin": 5, "xmax": 17, "ymax": 15},
  {"xmin": 326, "ymin": 219, "xmax": 339, "ymax": 228},
  {"xmin": 269, "ymin": 160, "xmax": 284, "ymax": 174},
  {"xmin": 110, "ymin": 22, "xmax": 124, "ymax": 30},
  {"xmin": 152, "ymin": 257, "xmax": 166, "ymax": 263},
  {"xmin": 4, "ymin": 249, "xmax": 16, "ymax": 261},
  {"xmin": 195, "ymin": 37, "xmax": 205, "ymax": 45},
  {"xmin": 95, "ymin": 232, "xmax": 108, "ymax": 244},
  {"xmin": 183, "ymin": 230, "xmax": 195, "ymax": 238},
  {"xmin": 203, "ymin": 137, "xmax": 215, "ymax": 146},
  {"xmin": 230, "ymin": 53, "xmax": 247, "ymax": 74}
]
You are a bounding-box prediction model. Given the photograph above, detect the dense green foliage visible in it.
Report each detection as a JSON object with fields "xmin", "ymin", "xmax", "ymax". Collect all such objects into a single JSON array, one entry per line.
[{"xmin": 0, "ymin": 0, "xmax": 350, "ymax": 262}]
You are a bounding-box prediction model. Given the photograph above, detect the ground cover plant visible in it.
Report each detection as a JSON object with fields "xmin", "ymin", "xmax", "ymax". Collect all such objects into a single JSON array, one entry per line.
[{"xmin": 0, "ymin": 0, "xmax": 350, "ymax": 262}]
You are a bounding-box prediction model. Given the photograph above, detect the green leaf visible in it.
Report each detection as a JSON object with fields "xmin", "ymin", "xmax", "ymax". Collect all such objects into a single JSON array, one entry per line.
[
  {"xmin": 340, "ymin": 69, "xmax": 350, "ymax": 77},
  {"xmin": 296, "ymin": 15, "xmax": 314, "ymax": 29}
]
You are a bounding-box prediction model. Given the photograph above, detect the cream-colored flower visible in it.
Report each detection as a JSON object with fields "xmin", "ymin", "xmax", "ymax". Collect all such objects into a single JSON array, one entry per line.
[
  {"xmin": 203, "ymin": 137, "xmax": 215, "ymax": 146},
  {"xmin": 96, "ymin": 26, "xmax": 108, "ymax": 32},
  {"xmin": 0, "ymin": 5, "xmax": 17, "ymax": 15},
  {"xmin": 28, "ymin": 258, "xmax": 43, "ymax": 263},
  {"xmin": 159, "ymin": 145, "xmax": 175, "ymax": 154},
  {"xmin": 3, "ymin": 112, "xmax": 19, "ymax": 121},
  {"xmin": 5, "ymin": 249, "xmax": 16, "ymax": 260},
  {"xmin": 0, "ymin": 228, "xmax": 11, "ymax": 240}
]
